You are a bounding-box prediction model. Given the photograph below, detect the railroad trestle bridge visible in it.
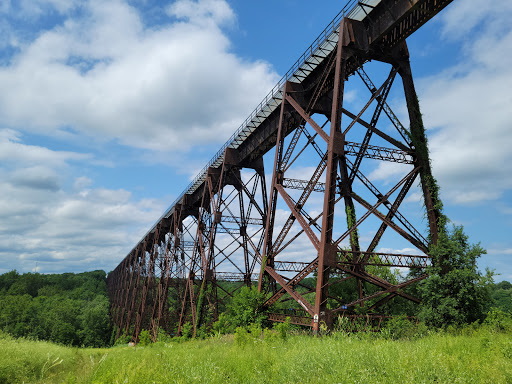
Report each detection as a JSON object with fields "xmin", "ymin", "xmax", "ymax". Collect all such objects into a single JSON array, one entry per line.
[{"xmin": 107, "ymin": 0, "xmax": 454, "ymax": 340}]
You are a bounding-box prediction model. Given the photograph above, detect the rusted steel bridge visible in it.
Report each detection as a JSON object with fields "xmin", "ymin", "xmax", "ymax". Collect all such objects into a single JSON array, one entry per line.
[{"xmin": 107, "ymin": 0, "xmax": 454, "ymax": 339}]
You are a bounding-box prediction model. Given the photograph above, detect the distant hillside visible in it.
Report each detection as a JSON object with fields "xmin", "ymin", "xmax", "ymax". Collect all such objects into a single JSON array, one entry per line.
[{"xmin": 0, "ymin": 270, "xmax": 111, "ymax": 347}]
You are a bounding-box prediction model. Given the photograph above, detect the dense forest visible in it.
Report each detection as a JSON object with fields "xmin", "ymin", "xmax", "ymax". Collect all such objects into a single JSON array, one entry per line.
[
  {"xmin": 0, "ymin": 270, "xmax": 111, "ymax": 347},
  {"xmin": 492, "ymin": 280, "xmax": 512, "ymax": 312}
]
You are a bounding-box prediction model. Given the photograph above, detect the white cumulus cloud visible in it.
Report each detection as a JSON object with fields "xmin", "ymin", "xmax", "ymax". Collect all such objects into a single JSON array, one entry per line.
[
  {"xmin": 418, "ymin": 1, "xmax": 512, "ymax": 205},
  {"xmin": 0, "ymin": 0, "xmax": 279, "ymax": 151}
]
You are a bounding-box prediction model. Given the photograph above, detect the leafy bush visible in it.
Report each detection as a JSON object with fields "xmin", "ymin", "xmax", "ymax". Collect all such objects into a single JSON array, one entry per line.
[
  {"xmin": 273, "ymin": 317, "xmax": 292, "ymax": 340},
  {"xmin": 212, "ymin": 312, "xmax": 233, "ymax": 335},
  {"xmin": 195, "ymin": 324, "xmax": 209, "ymax": 339},
  {"xmin": 113, "ymin": 334, "xmax": 131, "ymax": 346},
  {"xmin": 180, "ymin": 322, "xmax": 193, "ymax": 340},
  {"xmin": 234, "ymin": 327, "xmax": 251, "ymax": 346},
  {"xmin": 155, "ymin": 328, "xmax": 172, "ymax": 343},
  {"xmin": 262, "ymin": 328, "xmax": 279, "ymax": 342},
  {"xmin": 225, "ymin": 286, "xmax": 268, "ymax": 329},
  {"xmin": 138, "ymin": 330, "xmax": 152, "ymax": 346},
  {"xmin": 484, "ymin": 308, "xmax": 512, "ymax": 332},
  {"xmin": 248, "ymin": 322, "xmax": 262, "ymax": 339}
]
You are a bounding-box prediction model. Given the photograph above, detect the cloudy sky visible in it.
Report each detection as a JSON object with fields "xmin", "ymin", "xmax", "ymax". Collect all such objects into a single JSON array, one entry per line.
[{"xmin": 0, "ymin": 0, "xmax": 511, "ymax": 281}]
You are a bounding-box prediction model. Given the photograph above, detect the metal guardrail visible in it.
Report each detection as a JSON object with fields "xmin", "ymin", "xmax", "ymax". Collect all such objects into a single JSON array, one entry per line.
[{"xmin": 130, "ymin": 0, "xmax": 380, "ymax": 254}]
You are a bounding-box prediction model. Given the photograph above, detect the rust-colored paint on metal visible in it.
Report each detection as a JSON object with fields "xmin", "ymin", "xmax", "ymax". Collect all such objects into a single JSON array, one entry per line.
[{"xmin": 106, "ymin": 0, "xmax": 454, "ymax": 341}]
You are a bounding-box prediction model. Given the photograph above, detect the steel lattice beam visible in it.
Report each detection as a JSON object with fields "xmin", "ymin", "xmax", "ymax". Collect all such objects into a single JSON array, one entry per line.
[{"xmin": 106, "ymin": 0, "xmax": 454, "ymax": 341}]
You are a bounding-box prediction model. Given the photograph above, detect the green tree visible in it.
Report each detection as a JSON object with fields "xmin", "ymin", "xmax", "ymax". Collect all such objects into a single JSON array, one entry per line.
[
  {"xmin": 225, "ymin": 286, "xmax": 268, "ymax": 328},
  {"xmin": 418, "ymin": 225, "xmax": 493, "ymax": 327},
  {"xmin": 490, "ymin": 281, "xmax": 512, "ymax": 312},
  {"xmin": 0, "ymin": 270, "xmax": 19, "ymax": 293},
  {"xmin": 495, "ymin": 281, "xmax": 512, "ymax": 290},
  {"xmin": 0, "ymin": 294, "xmax": 32, "ymax": 336},
  {"xmin": 78, "ymin": 295, "xmax": 111, "ymax": 347}
]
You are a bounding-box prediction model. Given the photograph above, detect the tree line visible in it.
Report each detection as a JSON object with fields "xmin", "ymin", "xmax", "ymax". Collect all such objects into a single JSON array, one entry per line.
[
  {"xmin": 0, "ymin": 270, "xmax": 111, "ymax": 347},
  {"xmin": 0, "ymin": 225, "xmax": 511, "ymax": 346}
]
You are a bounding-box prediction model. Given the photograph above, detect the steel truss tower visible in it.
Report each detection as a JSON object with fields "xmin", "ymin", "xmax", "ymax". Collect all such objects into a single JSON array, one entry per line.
[{"xmin": 257, "ymin": 20, "xmax": 441, "ymax": 334}]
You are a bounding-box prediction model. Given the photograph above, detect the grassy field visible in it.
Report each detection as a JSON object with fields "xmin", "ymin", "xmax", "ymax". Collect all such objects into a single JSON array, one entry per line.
[{"xmin": 1, "ymin": 329, "xmax": 511, "ymax": 383}]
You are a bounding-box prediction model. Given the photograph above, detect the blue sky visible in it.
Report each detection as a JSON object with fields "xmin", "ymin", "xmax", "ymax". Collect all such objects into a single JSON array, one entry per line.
[{"xmin": 0, "ymin": 0, "xmax": 511, "ymax": 282}]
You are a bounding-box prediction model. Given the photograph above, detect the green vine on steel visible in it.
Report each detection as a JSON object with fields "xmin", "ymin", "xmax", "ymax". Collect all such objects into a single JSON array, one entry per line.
[
  {"xmin": 409, "ymin": 96, "xmax": 448, "ymax": 254},
  {"xmin": 345, "ymin": 205, "xmax": 360, "ymax": 251}
]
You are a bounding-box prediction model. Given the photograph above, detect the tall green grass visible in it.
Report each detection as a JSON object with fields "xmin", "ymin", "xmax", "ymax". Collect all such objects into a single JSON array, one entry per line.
[{"xmin": 1, "ymin": 329, "xmax": 511, "ymax": 383}]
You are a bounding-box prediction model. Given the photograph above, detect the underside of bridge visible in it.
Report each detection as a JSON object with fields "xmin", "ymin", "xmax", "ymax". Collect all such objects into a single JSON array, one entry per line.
[{"xmin": 107, "ymin": 0, "xmax": 453, "ymax": 341}]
